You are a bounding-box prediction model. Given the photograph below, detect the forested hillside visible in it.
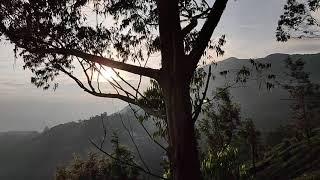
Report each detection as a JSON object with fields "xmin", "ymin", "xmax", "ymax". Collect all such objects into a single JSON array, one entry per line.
[{"xmin": 0, "ymin": 53, "xmax": 319, "ymax": 179}]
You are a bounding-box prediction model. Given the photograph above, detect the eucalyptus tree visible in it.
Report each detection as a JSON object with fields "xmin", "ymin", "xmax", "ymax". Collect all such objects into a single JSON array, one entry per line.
[{"xmin": 0, "ymin": 0, "xmax": 229, "ymax": 179}]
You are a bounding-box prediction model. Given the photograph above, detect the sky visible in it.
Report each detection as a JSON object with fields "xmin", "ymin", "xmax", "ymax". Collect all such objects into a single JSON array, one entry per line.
[{"xmin": 0, "ymin": 0, "xmax": 319, "ymax": 132}]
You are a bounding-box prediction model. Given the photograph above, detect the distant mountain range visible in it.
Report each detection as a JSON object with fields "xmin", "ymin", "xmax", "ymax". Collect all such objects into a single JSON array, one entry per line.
[
  {"xmin": 209, "ymin": 53, "xmax": 320, "ymax": 130},
  {"xmin": 0, "ymin": 53, "xmax": 319, "ymax": 180}
]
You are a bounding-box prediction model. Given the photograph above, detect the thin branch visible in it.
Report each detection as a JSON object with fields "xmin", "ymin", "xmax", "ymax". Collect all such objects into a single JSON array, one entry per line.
[
  {"xmin": 111, "ymin": 68, "xmax": 147, "ymax": 100},
  {"xmin": 192, "ymin": 65, "xmax": 212, "ymax": 122},
  {"xmin": 97, "ymin": 66, "xmax": 102, "ymax": 93},
  {"xmin": 56, "ymin": 64, "xmax": 139, "ymax": 105},
  {"xmin": 91, "ymin": 64, "xmax": 139, "ymax": 100},
  {"xmin": 109, "ymin": 76, "xmax": 138, "ymax": 100},
  {"xmin": 89, "ymin": 139, "xmax": 166, "ymax": 179},
  {"xmin": 55, "ymin": 64, "xmax": 87, "ymax": 90},
  {"xmin": 136, "ymin": 75, "xmax": 143, "ymax": 98},
  {"xmin": 128, "ymin": 104, "xmax": 168, "ymax": 152},
  {"xmin": 203, "ymin": 81, "xmax": 240, "ymax": 107},
  {"xmin": 57, "ymin": 64, "xmax": 166, "ymax": 120},
  {"xmin": 99, "ymin": 115, "xmax": 107, "ymax": 149},
  {"xmin": 201, "ymin": 0, "xmax": 210, "ymax": 9},
  {"xmin": 78, "ymin": 58, "xmax": 95, "ymax": 92},
  {"xmin": 118, "ymin": 112, "xmax": 152, "ymax": 173},
  {"xmin": 136, "ymin": 55, "xmax": 150, "ymax": 98}
]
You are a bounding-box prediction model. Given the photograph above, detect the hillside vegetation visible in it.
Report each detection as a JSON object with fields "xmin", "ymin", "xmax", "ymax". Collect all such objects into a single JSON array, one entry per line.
[
  {"xmin": 255, "ymin": 128, "xmax": 320, "ymax": 180},
  {"xmin": 0, "ymin": 53, "xmax": 319, "ymax": 179}
]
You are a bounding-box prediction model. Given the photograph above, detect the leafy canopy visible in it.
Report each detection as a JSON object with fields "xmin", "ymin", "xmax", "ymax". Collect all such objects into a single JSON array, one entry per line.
[
  {"xmin": 0, "ymin": 0, "xmax": 223, "ymax": 90},
  {"xmin": 277, "ymin": 0, "xmax": 320, "ymax": 41}
]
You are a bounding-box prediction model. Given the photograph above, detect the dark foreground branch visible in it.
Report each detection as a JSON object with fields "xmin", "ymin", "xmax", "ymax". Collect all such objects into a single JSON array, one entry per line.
[
  {"xmin": 31, "ymin": 47, "xmax": 160, "ymax": 80},
  {"xmin": 189, "ymin": 0, "xmax": 229, "ymax": 66}
]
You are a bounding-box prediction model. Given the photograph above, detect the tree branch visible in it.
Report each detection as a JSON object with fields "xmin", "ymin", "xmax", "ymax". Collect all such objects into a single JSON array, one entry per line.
[
  {"xmin": 118, "ymin": 112, "xmax": 152, "ymax": 173},
  {"xmin": 56, "ymin": 64, "xmax": 166, "ymax": 119},
  {"xmin": 181, "ymin": 18, "xmax": 198, "ymax": 38},
  {"xmin": 189, "ymin": 0, "xmax": 229, "ymax": 66},
  {"xmin": 192, "ymin": 65, "xmax": 212, "ymax": 122},
  {"xmin": 0, "ymin": 21, "xmax": 160, "ymax": 80},
  {"xmin": 55, "ymin": 64, "xmax": 138, "ymax": 104},
  {"xmin": 111, "ymin": 68, "xmax": 147, "ymax": 100},
  {"xmin": 99, "ymin": 115, "xmax": 107, "ymax": 149},
  {"xmin": 78, "ymin": 58, "xmax": 96, "ymax": 92},
  {"xmin": 89, "ymin": 139, "xmax": 166, "ymax": 179},
  {"xmin": 28, "ymin": 47, "xmax": 160, "ymax": 80},
  {"xmin": 128, "ymin": 104, "xmax": 168, "ymax": 152}
]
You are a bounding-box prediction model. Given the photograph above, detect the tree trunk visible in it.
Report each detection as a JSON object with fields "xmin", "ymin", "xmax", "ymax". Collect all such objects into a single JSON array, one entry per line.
[
  {"xmin": 162, "ymin": 74, "xmax": 201, "ymax": 180},
  {"xmin": 157, "ymin": 0, "xmax": 201, "ymax": 177},
  {"xmin": 251, "ymin": 145, "xmax": 256, "ymax": 177}
]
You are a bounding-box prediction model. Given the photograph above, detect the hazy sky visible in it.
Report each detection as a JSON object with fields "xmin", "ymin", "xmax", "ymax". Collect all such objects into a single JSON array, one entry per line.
[{"xmin": 0, "ymin": 0, "xmax": 319, "ymax": 132}]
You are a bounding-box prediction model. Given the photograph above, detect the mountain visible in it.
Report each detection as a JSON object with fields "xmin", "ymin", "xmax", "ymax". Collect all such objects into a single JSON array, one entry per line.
[
  {"xmin": 208, "ymin": 53, "xmax": 320, "ymax": 131},
  {"xmin": 0, "ymin": 53, "xmax": 319, "ymax": 179},
  {"xmin": 0, "ymin": 110, "xmax": 165, "ymax": 180}
]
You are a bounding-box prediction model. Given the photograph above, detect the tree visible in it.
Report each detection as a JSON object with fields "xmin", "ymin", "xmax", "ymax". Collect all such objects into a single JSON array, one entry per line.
[
  {"xmin": 282, "ymin": 57, "xmax": 320, "ymax": 143},
  {"xmin": 277, "ymin": 0, "xmax": 320, "ymax": 144},
  {"xmin": 277, "ymin": 0, "xmax": 320, "ymax": 41},
  {"xmin": 239, "ymin": 119, "xmax": 261, "ymax": 176},
  {"xmin": 201, "ymin": 145, "xmax": 243, "ymax": 180},
  {"xmin": 199, "ymin": 88, "xmax": 241, "ymax": 153},
  {"xmin": 198, "ymin": 88, "xmax": 244, "ymax": 180},
  {"xmin": 55, "ymin": 134, "xmax": 140, "ymax": 180},
  {"xmin": 0, "ymin": 0, "xmax": 229, "ymax": 179}
]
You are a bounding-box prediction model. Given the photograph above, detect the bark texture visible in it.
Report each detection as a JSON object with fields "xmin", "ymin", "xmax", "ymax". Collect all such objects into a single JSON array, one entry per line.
[{"xmin": 162, "ymin": 70, "xmax": 201, "ymax": 180}]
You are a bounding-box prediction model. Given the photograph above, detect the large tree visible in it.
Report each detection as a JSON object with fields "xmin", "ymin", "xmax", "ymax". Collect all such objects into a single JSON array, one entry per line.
[{"xmin": 0, "ymin": 0, "xmax": 229, "ymax": 179}]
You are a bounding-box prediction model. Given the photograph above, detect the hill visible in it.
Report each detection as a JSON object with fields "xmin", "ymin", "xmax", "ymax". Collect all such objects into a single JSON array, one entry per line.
[
  {"xmin": 208, "ymin": 53, "xmax": 320, "ymax": 130},
  {"xmin": 254, "ymin": 128, "xmax": 320, "ymax": 179},
  {"xmin": 0, "ymin": 110, "xmax": 165, "ymax": 180}
]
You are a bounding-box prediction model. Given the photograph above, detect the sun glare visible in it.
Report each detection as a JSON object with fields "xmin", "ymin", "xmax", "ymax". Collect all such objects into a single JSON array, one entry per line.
[{"xmin": 100, "ymin": 67, "xmax": 117, "ymax": 81}]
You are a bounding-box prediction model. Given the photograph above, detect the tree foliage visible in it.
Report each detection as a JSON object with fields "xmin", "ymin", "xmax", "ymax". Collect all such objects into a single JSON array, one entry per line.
[
  {"xmin": 0, "ymin": 0, "xmax": 230, "ymax": 178},
  {"xmin": 201, "ymin": 145, "xmax": 248, "ymax": 180},
  {"xmin": 55, "ymin": 133, "xmax": 139, "ymax": 180},
  {"xmin": 197, "ymin": 88, "xmax": 253, "ymax": 180},
  {"xmin": 282, "ymin": 57, "xmax": 320, "ymax": 142},
  {"xmin": 239, "ymin": 119, "xmax": 261, "ymax": 174},
  {"xmin": 0, "ymin": 0, "xmax": 225, "ymax": 92},
  {"xmin": 277, "ymin": 0, "xmax": 320, "ymax": 41},
  {"xmin": 199, "ymin": 88, "xmax": 241, "ymax": 152}
]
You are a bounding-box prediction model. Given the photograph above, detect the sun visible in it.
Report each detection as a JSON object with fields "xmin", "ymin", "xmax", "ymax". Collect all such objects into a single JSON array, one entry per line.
[
  {"xmin": 100, "ymin": 67, "xmax": 117, "ymax": 81},
  {"xmin": 92, "ymin": 67, "xmax": 121, "ymax": 82}
]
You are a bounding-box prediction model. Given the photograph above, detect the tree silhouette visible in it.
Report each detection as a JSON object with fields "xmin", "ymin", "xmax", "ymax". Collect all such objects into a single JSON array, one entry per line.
[
  {"xmin": 199, "ymin": 88, "xmax": 241, "ymax": 152},
  {"xmin": 277, "ymin": 0, "xmax": 320, "ymax": 41},
  {"xmin": 239, "ymin": 119, "xmax": 260, "ymax": 176},
  {"xmin": 282, "ymin": 57, "xmax": 320, "ymax": 143},
  {"xmin": 199, "ymin": 88, "xmax": 244, "ymax": 180},
  {"xmin": 0, "ymin": 0, "xmax": 229, "ymax": 179}
]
